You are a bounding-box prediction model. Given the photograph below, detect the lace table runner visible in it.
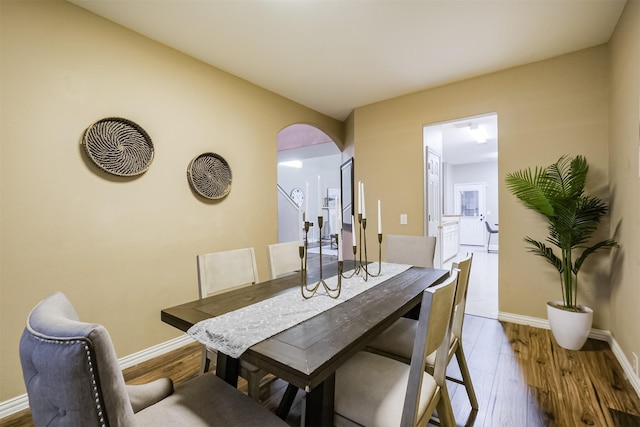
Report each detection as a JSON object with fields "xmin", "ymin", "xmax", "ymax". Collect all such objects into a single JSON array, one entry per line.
[{"xmin": 187, "ymin": 262, "xmax": 411, "ymax": 358}]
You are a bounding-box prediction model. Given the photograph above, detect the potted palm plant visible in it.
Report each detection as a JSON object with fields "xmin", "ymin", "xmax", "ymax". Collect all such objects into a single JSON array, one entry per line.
[{"xmin": 505, "ymin": 155, "xmax": 618, "ymax": 350}]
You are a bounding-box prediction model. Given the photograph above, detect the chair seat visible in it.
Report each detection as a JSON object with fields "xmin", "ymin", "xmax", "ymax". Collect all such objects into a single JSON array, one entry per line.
[
  {"xmin": 368, "ymin": 317, "xmax": 454, "ymax": 367},
  {"xmin": 135, "ymin": 373, "xmax": 287, "ymax": 426},
  {"xmin": 335, "ymin": 351, "xmax": 437, "ymax": 427}
]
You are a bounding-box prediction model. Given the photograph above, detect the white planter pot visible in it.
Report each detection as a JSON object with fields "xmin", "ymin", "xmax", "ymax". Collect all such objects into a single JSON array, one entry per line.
[{"xmin": 547, "ymin": 301, "xmax": 593, "ymax": 350}]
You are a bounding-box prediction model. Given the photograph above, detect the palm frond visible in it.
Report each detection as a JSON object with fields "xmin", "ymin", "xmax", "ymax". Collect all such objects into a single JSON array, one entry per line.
[
  {"xmin": 525, "ymin": 237, "xmax": 563, "ymax": 273},
  {"xmin": 505, "ymin": 167, "xmax": 555, "ymax": 216},
  {"xmin": 574, "ymin": 239, "xmax": 619, "ymax": 273}
]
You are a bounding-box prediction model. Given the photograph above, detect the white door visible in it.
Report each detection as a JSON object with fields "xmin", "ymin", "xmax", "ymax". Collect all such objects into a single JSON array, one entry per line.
[
  {"xmin": 425, "ymin": 148, "xmax": 442, "ymax": 266},
  {"xmin": 454, "ymin": 182, "xmax": 486, "ymax": 246}
]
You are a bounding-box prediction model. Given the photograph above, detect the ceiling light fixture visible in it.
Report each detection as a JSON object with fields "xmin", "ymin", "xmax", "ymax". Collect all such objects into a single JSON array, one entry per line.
[
  {"xmin": 278, "ymin": 160, "xmax": 303, "ymax": 168},
  {"xmin": 468, "ymin": 125, "xmax": 488, "ymax": 144}
]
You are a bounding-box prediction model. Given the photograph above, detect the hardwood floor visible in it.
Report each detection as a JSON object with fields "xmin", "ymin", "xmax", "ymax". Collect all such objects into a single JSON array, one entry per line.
[{"xmin": 4, "ymin": 315, "xmax": 640, "ymax": 426}]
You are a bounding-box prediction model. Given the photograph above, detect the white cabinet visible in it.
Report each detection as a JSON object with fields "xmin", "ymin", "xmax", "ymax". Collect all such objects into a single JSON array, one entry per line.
[{"xmin": 441, "ymin": 216, "xmax": 460, "ymax": 263}]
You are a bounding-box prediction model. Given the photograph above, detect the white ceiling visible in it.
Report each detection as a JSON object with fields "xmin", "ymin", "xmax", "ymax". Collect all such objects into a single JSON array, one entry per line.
[
  {"xmin": 440, "ymin": 113, "xmax": 498, "ymax": 166},
  {"xmin": 68, "ymin": 0, "xmax": 626, "ymax": 123}
]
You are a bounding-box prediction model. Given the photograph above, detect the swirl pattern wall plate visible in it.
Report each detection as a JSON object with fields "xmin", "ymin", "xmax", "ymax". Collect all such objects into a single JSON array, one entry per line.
[
  {"xmin": 82, "ymin": 117, "xmax": 154, "ymax": 176},
  {"xmin": 187, "ymin": 153, "xmax": 232, "ymax": 199}
]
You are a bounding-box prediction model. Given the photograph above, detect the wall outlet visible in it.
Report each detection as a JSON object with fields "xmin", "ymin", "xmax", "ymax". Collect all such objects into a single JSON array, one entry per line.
[
  {"xmin": 633, "ymin": 352, "xmax": 638, "ymax": 375},
  {"xmin": 400, "ymin": 214, "xmax": 408, "ymax": 225}
]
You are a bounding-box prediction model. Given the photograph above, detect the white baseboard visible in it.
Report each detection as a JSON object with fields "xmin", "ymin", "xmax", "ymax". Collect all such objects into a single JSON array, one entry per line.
[
  {"xmin": 498, "ymin": 311, "xmax": 640, "ymax": 397},
  {"xmin": 0, "ymin": 335, "xmax": 194, "ymax": 419},
  {"xmin": 609, "ymin": 335, "xmax": 640, "ymax": 397},
  {"xmin": 118, "ymin": 334, "xmax": 195, "ymax": 370}
]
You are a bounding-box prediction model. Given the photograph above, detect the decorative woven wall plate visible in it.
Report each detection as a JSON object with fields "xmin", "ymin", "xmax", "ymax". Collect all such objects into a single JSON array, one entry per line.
[
  {"xmin": 187, "ymin": 153, "xmax": 232, "ymax": 199},
  {"xmin": 82, "ymin": 117, "xmax": 154, "ymax": 176}
]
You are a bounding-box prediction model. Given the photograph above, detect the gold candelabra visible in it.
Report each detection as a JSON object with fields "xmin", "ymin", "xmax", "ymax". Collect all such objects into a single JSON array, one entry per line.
[
  {"xmin": 342, "ymin": 214, "xmax": 382, "ymax": 280},
  {"xmin": 299, "ymin": 216, "xmax": 342, "ymax": 299}
]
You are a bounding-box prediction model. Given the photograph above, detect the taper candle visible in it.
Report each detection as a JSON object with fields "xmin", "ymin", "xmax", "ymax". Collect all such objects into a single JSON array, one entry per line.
[
  {"xmin": 338, "ymin": 230, "xmax": 343, "ymax": 261},
  {"xmin": 337, "ymin": 195, "xmax": 342, "ymax": 228},
  {"xmin": 305, "ymin": 181, "xmax": 309, "ymax": 221},
  {"xmin": 317, "ymin": 175, "xmax": 322, "ymax": 219},
  {"xmin": 378, "ymin": 200, "xmax": 382, "ymax": 234},
  {"xmin": 357, "ymin": 181, "xmax": 362, "ymax": 214},
  {"xmin": 352, "ymin": 215, "xmax": 357, "ymax": 246},
  {"xmin": 298, "ymin": 209, "xmax": 304, "ymax": 245},
  {"xmin": 361, "ymin": 182, "xmax": 366, "ymax": 219}
]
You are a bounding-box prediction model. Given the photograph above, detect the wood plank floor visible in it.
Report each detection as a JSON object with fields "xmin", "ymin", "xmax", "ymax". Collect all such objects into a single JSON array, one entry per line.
[{"xmin": 4, "ymin": 315, "xmax": 640, "ymax": 426}]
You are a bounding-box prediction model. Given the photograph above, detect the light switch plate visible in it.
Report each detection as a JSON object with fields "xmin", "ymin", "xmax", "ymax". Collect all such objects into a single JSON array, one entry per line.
[{"xmin": 400, "ymin": 214, "xmax": 408, "ymax": 225}]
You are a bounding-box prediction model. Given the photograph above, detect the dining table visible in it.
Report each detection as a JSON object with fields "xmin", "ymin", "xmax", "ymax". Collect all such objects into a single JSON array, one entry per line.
[{"xmin": 161, "ymin": 259, "xmax": 448, "ymax": 427}]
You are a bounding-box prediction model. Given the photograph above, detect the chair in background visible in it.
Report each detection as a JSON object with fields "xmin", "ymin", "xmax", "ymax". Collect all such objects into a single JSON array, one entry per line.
[
  {"xmin": 197, "ymin": 247, "xmax": 259, "ymax": 298},
  {"xmin": 334, "ymin": 271, "xmax": 459, "ymax": 427},
  {"xmin": 385, "ymin": 234, "xmax": 437, "ymax": 267},
  {"xmin": 485, "ymin": 221, "xmax": 499, "ymax": 252},
  {"xmin": 196, "ymin": 247, "xmax": 267, "ymax": 400},
  {"xmin": 19, "ymin": 292, "xmax": 288, "ymax": 427},
  {"xmin": 366, "ymin": 253, "xmax": 479, "ymax": 410},
  {"xmin": 267, "ymin": 241, "xmax": 301, "ymax": 279}
]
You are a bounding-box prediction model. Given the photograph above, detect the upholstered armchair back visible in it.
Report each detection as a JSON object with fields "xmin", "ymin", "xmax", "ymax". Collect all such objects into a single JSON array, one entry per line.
[{"xmin": 19, "ymin": 292, "xmax": 136, "ymax": 426}]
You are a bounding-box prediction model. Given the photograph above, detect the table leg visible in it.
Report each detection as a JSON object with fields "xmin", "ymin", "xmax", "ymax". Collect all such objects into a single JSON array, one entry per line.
[
  {"xmin": 276, "ymin": 383, "xmax": 299, "ymax": 420},
  {"xmin": 305, "ymin": 374, "xmax": 335, "ymax": 427},
  {"xmin": 215, "ymin": 352, "xmax": 239, "ymax": 387}
]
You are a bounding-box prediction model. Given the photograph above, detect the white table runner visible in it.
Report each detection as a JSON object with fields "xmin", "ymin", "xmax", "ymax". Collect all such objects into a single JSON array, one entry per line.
[{"xmin": 187, "ymin": 262, "xmax": 411, "ymax": 358}]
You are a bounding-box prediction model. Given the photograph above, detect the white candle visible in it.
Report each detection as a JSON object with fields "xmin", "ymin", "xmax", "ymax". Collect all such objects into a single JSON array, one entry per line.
[
  {"xmin": 352, "ymin": 215, "xmax": 357, "ymax": 246},
  {"xmin": 305, "ymin": 182, "xmax": 309, "ymax": 221},
  {"xmin": 357, "ymin": 181, "xmax": 362, "ymax": 215},
  {"xmin": 298, "ymin": 208, "xmax": 304, "ymax": 246},
  {"xmin": 337, "ymin": 196, "xmax": 343, "ymax": 260},
  {"xmin": 377, "ymin": 200, "xmax": 382, "ymax": 234},
  {"xmin": 317, "ymin": 175, "xmax": 322, "ymax": 219},
  {"xmin": 361, "ymin": 182, "xmax": 366, "ymax": 219}
]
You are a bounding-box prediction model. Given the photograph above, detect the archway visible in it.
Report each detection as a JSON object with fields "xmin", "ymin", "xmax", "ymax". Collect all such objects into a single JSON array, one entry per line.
[{"xmin": 276, "ymin": 124, "xmax": 340, "ymax": 248}]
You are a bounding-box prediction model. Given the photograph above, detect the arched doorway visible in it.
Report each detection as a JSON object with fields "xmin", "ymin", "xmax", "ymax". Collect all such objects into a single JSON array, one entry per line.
[{"xmin": 276, "ymin": 124, "xmax": 340, "ymax": 249}]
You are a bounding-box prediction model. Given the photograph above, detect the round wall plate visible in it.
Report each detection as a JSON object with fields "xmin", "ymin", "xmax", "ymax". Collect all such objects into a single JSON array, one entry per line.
[
  {"xmin": 187, "ymin": 153, "xmax": 232, "ymax": 199},
  {"xmin": 82, "ymin": 117, "xmax": 154, "ymax": 177}
]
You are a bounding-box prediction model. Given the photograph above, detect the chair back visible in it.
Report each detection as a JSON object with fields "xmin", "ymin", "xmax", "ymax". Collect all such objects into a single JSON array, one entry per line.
[
  {"xmin": 267, "ymin": 241, "xmax": 300, "ymax": 279},
  {"xmin": 197, "ymin": 247, "xmax": 259, "ymax": 298},
  {"xmin": 19, "ymin": 292, "xmax": 135, "ymax": 426},
  {"xmin": 401, "ymin": 271, "xmax": 458, "ymax": 427},
  {"xmin": 385, "ymin": 234, "xmax": 436, "ymax": 268},
  {"xmin": 485, "ymin": 221, "xmax": 498, "ymax": 233},
  {"xmin": 451, "ymin": 253, "xmax": 473, "ymax": 341}
]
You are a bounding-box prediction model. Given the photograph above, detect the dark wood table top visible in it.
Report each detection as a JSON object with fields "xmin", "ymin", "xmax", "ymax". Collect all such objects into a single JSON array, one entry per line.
[{"xmin": 161, "ymin": 262, "xmax": 448, "ymax": 391}]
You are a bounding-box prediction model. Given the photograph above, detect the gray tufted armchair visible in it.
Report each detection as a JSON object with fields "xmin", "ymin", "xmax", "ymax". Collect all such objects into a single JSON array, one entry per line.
[{"xmin": 19, "ymin": 292, "xmax": 288, "ymax": 426}]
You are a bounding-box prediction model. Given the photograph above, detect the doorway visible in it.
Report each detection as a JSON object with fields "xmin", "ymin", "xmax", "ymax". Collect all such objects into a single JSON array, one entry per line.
[{"xmin": 423, "ymin": 113, "xmax": 499, "ymax": 319}]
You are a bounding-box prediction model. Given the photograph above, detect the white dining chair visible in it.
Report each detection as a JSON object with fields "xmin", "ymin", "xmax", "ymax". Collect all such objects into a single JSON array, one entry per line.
[
  {"xmin": 197, "ymin": 247, "xmax": 259, "ymax": 297},
  {"xmin": 267, "ymin": 241, "xmax": 301, "ymax": 279},
  {"xmin": 366, "ymin": 253, "xmax": 478, "ymax": 410},
  {"xmin": 334, "ymin": 271, "xmax": 459, "ymax": 427},
  {"xmin": 385, "ymin": 234, "xmax": 436, "ymax": 268},
  {"xmin": 196, "ymin": 247, "xmax": 267, "ymax": 401}
]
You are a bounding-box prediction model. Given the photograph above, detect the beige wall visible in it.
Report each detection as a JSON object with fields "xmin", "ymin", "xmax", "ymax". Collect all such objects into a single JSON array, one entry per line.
[
  {"xmin": 353, "ymin": 46, "xmax": 612, "ymax": 326},
  {"xmin": 0, "ymin": 0, "xmax": 342, "ymax": 400},
  {"xmin": 608, "ymin": 1, "xmax": 640, "ymax": 377}
]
